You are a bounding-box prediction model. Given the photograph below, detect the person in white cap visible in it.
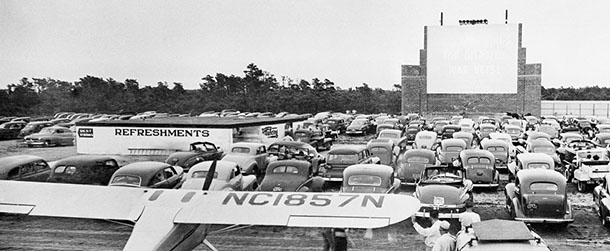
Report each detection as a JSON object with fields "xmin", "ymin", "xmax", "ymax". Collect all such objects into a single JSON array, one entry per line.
[
  {"xmin": 411, "ymin": 210, "xmax": 441, "ymax": 251},
  {"xmin": 432, "ymin": 220, "xmax": 456, "ymax": 251}
]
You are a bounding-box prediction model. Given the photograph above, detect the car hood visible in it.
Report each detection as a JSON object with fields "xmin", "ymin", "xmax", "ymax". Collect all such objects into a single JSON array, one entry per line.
[
  {"xmin": 416, "ymin": 184, "xmax": 465, "ymax": 205},
  {"xmin": 347, "ymin": 125, "xmax": 366, "ymax": 130},
  {"xmin": 260, "ymin": 174, "xmax": 307, "ymax": 192}
]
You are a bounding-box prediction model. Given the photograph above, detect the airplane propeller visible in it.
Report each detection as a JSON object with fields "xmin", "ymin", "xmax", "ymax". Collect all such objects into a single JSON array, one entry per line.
[{"xmin": 202, "ymin": 159, "xmax": 217, "ymax": 191}]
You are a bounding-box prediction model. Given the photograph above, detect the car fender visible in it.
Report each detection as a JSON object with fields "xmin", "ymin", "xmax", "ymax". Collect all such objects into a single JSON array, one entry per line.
[
  {"xmin": 505, "ymin": 183, "xmax": 517, "ymax": 200},
  {"xmin": 507, "ymin": 162, "xmax": 517, "ymax": 176},
  {"xmin": 371, "ymin": 156, "xmax": 381, "ymax": 164},
  {"xmin": 310, "ymin": 176, "xmax": 325, "ymax": 192},
  {"xmin": 392, "ymin": 178, "xmax": 401, "ymax": 194},
  {"xmin": 240, "ymin": 175, "xmax": 258, "ymax": 191},
  {"xmin": 601, "ymin": 197, "xmax": 610, "ymax": 213},
  {"xmin": 513, "ymin": 197, "xmax": 526, "ymax": 219},
  {"xmin": 573, "ymin": 169, "xmax": 590, "ymax": 181},
  {"xmin": 463, "ymin": 179, "xmax": 473, "ymax": 192}
]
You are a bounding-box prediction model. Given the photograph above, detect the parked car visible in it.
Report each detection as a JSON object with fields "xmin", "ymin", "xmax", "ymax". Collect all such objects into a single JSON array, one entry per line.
[
  {"xmin": 346, "ymin": 119, "xmax": 374, "ymax": 136},
  {"xmin": 538, "ymin": 124, "xmax": 559, "ymax": 139},
  {"xmin": 523, "ymin": 139, "xmax": 561, "ymax": 169},
  {"xmin": 221, "ymin": 142, "xmax": 276, "ymax": 177},
  {"xmin": 593, "ymin": 173, "xmax": 610, "ymax": 227},
  {"xmin": 0, "ymin": 155, "xmax": 51, "ymax": 181},
  {"xmin": 452, "ymin": 131, "xmax": 474, "ymax": 149},
  {"xmin": 0, "ymin": 121, "xmax": 27, "ymax": 140},
  {"xmin": 320, "ymin": 145, "xmax": 380, "ymax": 182},
  {"xmin": 456, "ymin": 219, "xmax": 550, "ymax": 251},
  {"xmin": 458, "ymin": 149, "xmax": 500, "ymax": 188},
  {"xmin": 340, "ymin": 164, "xmax": 400, "ymax": 194},
  {"xmin": 477, "ymin": 123, "xmax": 497, "ymax": 140},
  {"xmin": 504, "ymin": 169, "xmax": 574, "ymax": 225},
  {"xmin": 108, "ymin": 161, "xmax": 184, "ymax": 188},
  {"xmin": 367, "ymin": 139, "xmax": 398, "ymax": 166},
  {"xmin": 503, "ymin": 124, "xmax": 524, "ymax": 142},
  {"xmin": 322, "ymin": 117, "xmax": 347, "ymax": 136},
  {"xmin": 181, "ymin": 160, "xmax": 257, "ymax": 191},
  {"xmin": 47, "ymin": 155, "xmax": 121, "ymax": 185},
  {"xmin": 432, "ymin": 120, "xmax": 450, "ymax": 135},
  {"xmin": 259, "ymin": 160, "xmax": 324, "ymax": 192},
  {"xmin": 18, "ymin": 121, "xmax": 55, "ymax": 138},
  {"xmin": 397, "ymin": 149, "xmax": 436, "ymax": 185},
  {"xmin": 508, "ymin": 153, "xmax": 555, "ymax": 181},
  {"xmin": 165, "ymin": 141, "xmax": 225, "ymax": 172},
  {"xmin": 293, "ymin": 128, "xmax": 333, "ymax": 151},
  {"xmin": 413, "ymin": 131, "xmax": 438, "ymax": 150},
  {"xmin": 440, "ymin": 125, "xmax": 461, "ymax": 140},
  {"xmin": 405, "ymin": 125, "xmax": 420, "ymax": 144},
  {"xmin": 479, "ymin": 138, "xmax": 510, "ymax": 171},
  {"xmin": 570, "ymin": 148, "xmax": 610, "ymax": 192},
  {"xmin": 413, "ymin": 165, "xmax": 474, "ymax": 218},
  {"xmin": 593, "ymin": 132, "xmax": 610, "ymax": 147},
  {"xmin": 377, "ymin": 129, "xmax": 408, "ymax": 151},
  {"xmin": 267, "ymin": 141, "xmax": 325, "ymax": 174},
  {"xmin": 23, "ymin": 126, "xmax": 75, "ymax": 147},
  {"xmin": 436, "ymin": 138, "xmax": 467, "ymax": 165},
  {"xmin": 489, "ymin": 132, "xmax": 517, "ymax": 161}
]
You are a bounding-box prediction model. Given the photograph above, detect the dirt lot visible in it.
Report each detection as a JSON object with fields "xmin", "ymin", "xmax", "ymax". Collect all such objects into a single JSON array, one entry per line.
[{"xmin": 0, "ymin": 138, "xmax": 609, "ymax": 250}]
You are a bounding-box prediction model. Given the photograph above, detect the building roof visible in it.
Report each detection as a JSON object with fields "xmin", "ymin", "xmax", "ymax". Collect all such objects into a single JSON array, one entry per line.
[{"xmin": 77, "ymin": 116, "xmax": 307, "ymax": 129}]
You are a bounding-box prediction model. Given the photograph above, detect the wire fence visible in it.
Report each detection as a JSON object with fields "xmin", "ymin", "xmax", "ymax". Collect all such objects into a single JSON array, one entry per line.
[{"xmin": 541, "ymin": 101, "xmax": 610, "ymax": 118}]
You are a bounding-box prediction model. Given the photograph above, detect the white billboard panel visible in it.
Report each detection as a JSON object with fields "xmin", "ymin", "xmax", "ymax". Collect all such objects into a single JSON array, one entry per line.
[{"xmin": 427, "ymin": 24, "xmax": 519, "ymax": 94}]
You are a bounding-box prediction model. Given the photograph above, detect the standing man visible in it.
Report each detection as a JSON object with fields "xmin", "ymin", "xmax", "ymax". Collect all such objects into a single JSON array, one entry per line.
[
  {"xmin": 432, "ymin": 221, "xmax": 456, "ymax": 251},
  {"xmin": 411, "ymin": 210, "xmax": 442, "ymax": 251},
  {"xmin": 459, "ymin": 201, "xmax": 481, "ymax": 232},
  {"xmin": 322, "ymin": 228, "xmax": 348, "ymax": 251}
]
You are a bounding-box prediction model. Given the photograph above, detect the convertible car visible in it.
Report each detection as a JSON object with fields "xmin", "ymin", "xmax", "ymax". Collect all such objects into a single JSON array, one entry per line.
[
  {"xmin": 505, "ymin": 169, "xmax": 574, "ymax": 225},
  {"xmin": 593, "ymin": 173, "xmax": 610, "ymax": 227},
  {"xmin": 396, "ymin": 149, "xmax": 436, "ymax": 185},
  {"xmin": 259, "ymin": 160, "xmax": 324, "ymax": 192},
  {"xmin": 293, "ymin": 128, "xmax": 333, "ymax": 151},
  {"xmin": 340, "ymin": 164, "xmax": 400, "ymax": 194},
  {"xmin": 165, "ymin": 141, "xmax": 225, "ymax": 172},
  {"xmin": 413, "ymin": 165, "xmax": 474, "ymax": 218},
  {"xmin": 570, "ymin": 148, "xmax": 610, "ymax": 192},
  {"xmin": 181, "ymin": 160, "xmax": 258, "ymax": 191}
]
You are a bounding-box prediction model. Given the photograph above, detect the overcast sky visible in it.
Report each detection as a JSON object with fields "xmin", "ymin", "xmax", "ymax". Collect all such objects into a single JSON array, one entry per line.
[{"xmin": 1, "ymin": 0, "xmax": 609, "ymax": 90}]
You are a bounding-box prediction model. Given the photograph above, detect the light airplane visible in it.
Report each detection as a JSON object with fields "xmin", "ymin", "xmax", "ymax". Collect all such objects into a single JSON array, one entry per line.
[{"xmin": 0, "ymin": 180, "xmax": 420, "ymax": 250}]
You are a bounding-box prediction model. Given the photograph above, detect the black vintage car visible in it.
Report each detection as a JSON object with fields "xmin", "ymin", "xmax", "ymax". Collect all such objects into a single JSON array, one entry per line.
[
  {"xmin": 259, "ymin": 160, "xmax": 324, "ymax": 192},
  {"xmin": 108, "ymin": 161, "xmax": 184, "ymax": 188},
  {"xmin": 47, "ymin": 155, "xmax": 121, "ymax": 185},
  {"xmin": 0, "ymin": 155, "xmax": 51, "ymax": 182},
  {"xmin": 293, "ymin": 129, "xmax": 333, "ymax": 151},
  {"xmin": 0, "ymin": 121, "xmax": 27, "ymax": 140},
  {"xmin": 165, "ymin": 141, "xmax": 225, "ymax": 172}
]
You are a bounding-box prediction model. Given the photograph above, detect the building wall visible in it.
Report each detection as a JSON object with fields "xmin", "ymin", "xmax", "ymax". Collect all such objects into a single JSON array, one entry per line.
[{"xmin": 402, "ymin": 23, "xmax": 542, "ymax": 116}]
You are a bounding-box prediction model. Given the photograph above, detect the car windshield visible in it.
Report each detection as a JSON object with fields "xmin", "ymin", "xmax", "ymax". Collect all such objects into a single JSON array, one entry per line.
[
  {"xmin": 191, "ymin": 171, "xmax": 218, "ymax": 178},
  {"xmin": 327, "ymin": 154, "xmax": 358, "ymax": 164},
  {"xmin": 526, "ymin": 162, "xmax": 551, "ymax": 169},
  {"xmin": 231, "ymin": 147, "xmax": 251, "ymax": 154},
  {"xmin": 407, "ymin": 156, "xmax": 431, "ymax": 164},
  {"xmin": 424, "ymin": 168, "xmax": 462, "ymax": 180},
  {"xmin": 272, "ymin": 165, "xmax": 299, "ymax": 174},
  {"xmin": 379, "ymin": 132, "xmax": 398, "ymax": 138},
  {"xmin": 347, "ymin": 175, "xmax": 382, "ymax": 186},
  {"xmin": 533, "ymin": 146, "xmax": 555, "ymax": 155},
  {"xmin": 110, "ymin": 175, "xmax": 142, "ymax": 186},
  {"xmin": 529, "ymin": 182, "xmax": 558, "ymax": 191},
  {"xmin": 369, "ymin": 147, "xmax": 389, "ymax": 154}
]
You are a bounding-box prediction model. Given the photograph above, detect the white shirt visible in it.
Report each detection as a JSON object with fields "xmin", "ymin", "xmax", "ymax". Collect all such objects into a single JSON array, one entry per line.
[
  {"xmin": 432, "ymin": 233, "xmax": 456, "ymax": 251},
  {"xmin": 459, "ymin": 211, "xmax": 481, "ymax": 230},
  {"xmin": 413, "ymin": 220, "xmax": 442, "ymax": 247}
]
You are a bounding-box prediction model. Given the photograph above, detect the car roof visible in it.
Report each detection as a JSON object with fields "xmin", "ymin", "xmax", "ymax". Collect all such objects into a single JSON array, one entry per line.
[
  {"xmin": 504, "ymin": 124, "xmax": 521, "ymax": 129},
  {"xmin": 416, "ymin": 131, "xmax": 437, "ymax": 137},
  {"xmin": 441, "ymin": 138, "xmax": 467, "ymax": 147},
  {"xmin": 517, "ymin": 168, "xmax": 566, "ymax": 186},
  {"xmin": 112, "ymin": 161, "xmax": 172, "ymax": 181},
  {"xmin": 472, "ymin": 219, "xmax": 535, "ymax": 241},
  {"xmin": 328, "ymin": 145, "xmax": 368, "ymax": 154},
  {"xmin": 596, "ymin": 132, "xmax": 610, "ymax": 140},
  {"xmin": 231, "ymin": 142, "xmax": 264, "ymax": 148},
  {"xmin": 378, "ymin": 129, "xmax": 401, "ymax": 134},
  {"xmin": 403, "ymin": 149, "xmax": 436, "ymax": 159},
  {"xmin": 343, "ymin": 164, "xmax": 394, "ymax": 177},
  {"xmin": 269, "ymin": 141, "xmax": 314, "ymax": 148},
  {"xmin": 0, "ymin": 155, "xmax": 46, "ymax": 170},
  {"xmin": 459, "ymin": 149, "xmax": 495, "ymax": 160},
  {"xmin": 517, "ymin": 153, "xmax": 554, "ymax": 164},
  {"xmin": 367, "ymin": 139, "xmax": 394, "ymax": 148},
  {"xmin": 527, "ymin": 139, "xmax": 554, "ymax": 147},
  {"xmin": 189, "ymin": 160, "xmax": 237, "ymax": 180},
  {"xmin": 479, "ymin": 123, "xmax": 497, "ymax": 128},
  {"xmin": 266, "ymin": 160, "xmax": 311, "ymax": 175},
  {"xmin": 480, "ymin": 139, "xmax": 509, "ymax": 147},
  {"xmin": 453, "ymin": 131, "xmax": 473, "ymax": 138},
  {"xmin": 53, "ymin": 155, "xmax": 117, "ymax": 166}
]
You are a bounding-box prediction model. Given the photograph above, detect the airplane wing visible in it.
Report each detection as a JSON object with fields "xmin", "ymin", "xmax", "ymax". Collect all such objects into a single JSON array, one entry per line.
[{"xmin": 0, "ymin": 180, "xmax": 420, "ymax": 229}]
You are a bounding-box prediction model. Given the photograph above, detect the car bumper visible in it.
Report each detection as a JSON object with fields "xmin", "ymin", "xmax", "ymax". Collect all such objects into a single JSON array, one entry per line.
[
  {"xmin": 415, "ymin": 204, "xmax": 466, "ymax": 219},
  {"xmin": 514, "ymin": 217, "xmax": 574, "ymax": 224},
  {"xmin": 322, "ymin": 177, "xmax": 343, "ymax": 182},
  {"xmin": 346, "ymin": 131, "xmax": 363, "ymax": 135},
  {"xmin": 472, "ymin": 183, "xmax": 499, "ymax": 188}
]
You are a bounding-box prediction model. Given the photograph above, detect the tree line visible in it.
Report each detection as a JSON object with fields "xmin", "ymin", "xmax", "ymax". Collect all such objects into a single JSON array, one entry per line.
[
  {"xmin": 1, "ymin": 64, "xmax": 606, "ymax": 117},
  {"xmin": 0, "ymin": 64, "xmax": 401, "ymax": 116}
]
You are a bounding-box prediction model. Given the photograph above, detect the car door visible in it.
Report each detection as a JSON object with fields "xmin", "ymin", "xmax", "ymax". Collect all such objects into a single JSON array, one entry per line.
[
  {"xmin": 255, "ymin": 146, "xmax": 267, "ymax": 168},
  {"xmin": 229, "ymin": 166, "xmax": 242, "ymax": 190},
  {"xmin": 14, "ymin": 160, "xmax": 51, "ymax": 182}
]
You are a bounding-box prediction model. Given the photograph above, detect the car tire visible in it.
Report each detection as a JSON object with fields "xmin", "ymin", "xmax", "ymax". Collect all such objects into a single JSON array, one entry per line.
[
  {"xmin": 577, "ymin": 181, "xmax": 587, "ymax": 192},
  {"xmin": 43, "ymin": 140, "xmax": 51, "ymax": 147},
  {"xmin": 564, "ymin": 168, "xmax": 572, "ymax": 183}
]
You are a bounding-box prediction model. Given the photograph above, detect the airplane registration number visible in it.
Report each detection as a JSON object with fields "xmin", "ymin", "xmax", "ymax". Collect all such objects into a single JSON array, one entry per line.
[{"xmin": 222, "ymin": 192, "xmax": 384, "ymax": 208}]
